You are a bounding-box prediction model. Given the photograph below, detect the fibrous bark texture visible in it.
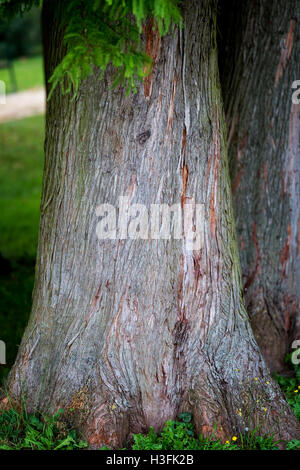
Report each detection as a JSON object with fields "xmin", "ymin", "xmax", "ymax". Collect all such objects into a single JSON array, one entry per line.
[
  {"xmin": 219, "ymin": 0, "xmax": 300, "ymax": 373},
  {"xmin": 4, "ymin": 0, "xmax": 300, "ymax": 447}
]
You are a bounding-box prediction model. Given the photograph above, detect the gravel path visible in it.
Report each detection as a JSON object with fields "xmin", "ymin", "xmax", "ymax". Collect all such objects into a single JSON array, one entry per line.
[{"xmin": 0, "ymin": 87, "xmax": 45, "ymax": 123}]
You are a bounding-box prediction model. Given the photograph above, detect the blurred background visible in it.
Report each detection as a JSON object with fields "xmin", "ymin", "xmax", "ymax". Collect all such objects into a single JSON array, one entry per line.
[{"xmin": 0, "ymin": 5, "xmax": 45, "ymax": 383}]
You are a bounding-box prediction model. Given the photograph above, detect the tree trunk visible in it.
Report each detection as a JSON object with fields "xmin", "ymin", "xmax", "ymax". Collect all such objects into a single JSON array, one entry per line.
[
  {"xmin": 219, "ymin": 0, "xmax": 300, "ymax": 374},
  {"xmin": 4, "ymin": 0, "xmax": 300, "ymax": 447}
]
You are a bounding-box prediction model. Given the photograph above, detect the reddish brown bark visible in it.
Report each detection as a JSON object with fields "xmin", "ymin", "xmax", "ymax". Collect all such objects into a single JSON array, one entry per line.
[
  {"xmin": 3, "ymin": 0, "xmax": 300, "ymax": 447},
  {"xmin": 219, "ymin": 0, "xmax": 300, "ymax": 373}
]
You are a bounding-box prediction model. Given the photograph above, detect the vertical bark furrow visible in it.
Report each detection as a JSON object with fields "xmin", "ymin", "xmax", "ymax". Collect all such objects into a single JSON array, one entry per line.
[{"xmin": 219, "ymin": 0, "xmax": 300, "ymax": 372}]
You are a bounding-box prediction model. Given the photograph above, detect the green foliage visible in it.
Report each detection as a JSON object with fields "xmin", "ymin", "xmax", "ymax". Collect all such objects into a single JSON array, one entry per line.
[
  {"xmin": 273, "ymin": 355, "xmax": 300, "ymax": 451},
  {"xmin": 130, "ymin": 415, "xmax": 283, "ymax": 451},
  {"xmin": 132, "ymin": 420, "xmax": 200, "ymax": 450},
  {"xmin": 0, "ymin": 406, "xmax": 298, "ymax": 450},
  {"xmin": 286, "ymin": 439, "xmax": 300, "ymax": 450},
  {"xmin": 48, "ymin": 0, "xmax": 182, "ymax": 98},
  {"xmin": 275, "ymin": 358, "xmax": 300, "ymax": 421},
  {"xmin": 237, "ymin": 428, "xmax": 280, "ymax": 450},
  {"xmin": 0, "ymin": 0, "xmax": 41, "ymax": 20},
  {"xmin": 0, "ymin": 1, "xmax": 182, "ymax": 97},
  {"xmin": 0, "ymin": 405, "xmax": 88, "ymax": 449}
]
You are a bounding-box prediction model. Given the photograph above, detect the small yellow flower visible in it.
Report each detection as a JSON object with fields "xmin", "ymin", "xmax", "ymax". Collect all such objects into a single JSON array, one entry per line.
[
  {"xmin": 225, "ymin": 440, "xmax": 229, "ymax": 444},
  {"xmin": 294, "ymin": 390, "xmax": 299, "ymax": 393},
  {"xmin": 232, "ymin": 436, "xmax": 238, "ymax": 441},
  {"xmin": 254, "ymin": 377, "xmax": 258, "ymax": 381},
  {"xmin": 112, "ymin": 403, "xmax": 116, "ymax": 410},
  {"xmin": 298, "ymin": 385, "xmax": 300, "ymax": 389},
  {"xmin": 266, "ymin": 381, "xmax": 270, "ymax": 385},
  {"xmin": 263, "ymin": 407, "xmax": 267, "ymax": 412}
]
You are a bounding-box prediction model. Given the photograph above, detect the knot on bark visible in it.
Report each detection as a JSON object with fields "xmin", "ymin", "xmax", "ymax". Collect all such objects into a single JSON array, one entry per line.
[{"xmin": 137, "ymin": 130, "xmax": 151, "ymax": 145}]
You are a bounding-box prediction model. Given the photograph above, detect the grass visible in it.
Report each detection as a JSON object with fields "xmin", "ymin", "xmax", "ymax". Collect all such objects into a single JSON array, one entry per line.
[
  {"xmin": 0, "ymin": 56, "xmax": 44, "ymax": 94},
  {"xmin": 127, "ymin": 416, "xmax": 283, "ymax": 451},
  {"xmin": 0, "ymin": 405, "xmax": 88, "ymax": 450},
  {"xmin": 0, "ymin": 406, "xmax": 299, "ymax": 451},
  {"xmin": 0, "ymin": 114, "xmax": 44, "ymax": 384},
  {"xmin": 0, "ymin": 115, "xmax": 44, "ymax": 259},
  {"xmin": 275, "ymin": 359, "xmax": 300, "ymax": 422}
]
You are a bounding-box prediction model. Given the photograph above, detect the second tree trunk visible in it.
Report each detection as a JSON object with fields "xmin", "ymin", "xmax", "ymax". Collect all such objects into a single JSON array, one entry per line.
[{"xmin": 220, "ymin": 0, "xmax": 300, "ymax": 373}]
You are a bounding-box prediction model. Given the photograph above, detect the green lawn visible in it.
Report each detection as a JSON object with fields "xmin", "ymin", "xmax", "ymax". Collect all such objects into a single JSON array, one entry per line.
[
  {"xmin": 0, "ymin": 56, "xmax": 44, "ymax": 93},
  {"xmin": 0, "ymin": 115, "xmax": 44, "ymax": 259},
  {"xmin": 0, "ymin": 114, "xmax": 44, "ymax": 382}
]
